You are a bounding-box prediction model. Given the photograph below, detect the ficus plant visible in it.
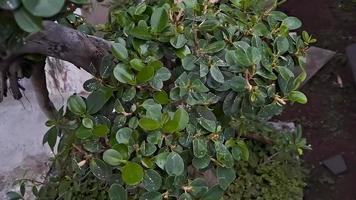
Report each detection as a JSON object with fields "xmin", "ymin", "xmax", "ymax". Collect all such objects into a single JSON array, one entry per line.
[{"xmin": 3, "ymin": 0, "xmax": 314, "ymax": 199}]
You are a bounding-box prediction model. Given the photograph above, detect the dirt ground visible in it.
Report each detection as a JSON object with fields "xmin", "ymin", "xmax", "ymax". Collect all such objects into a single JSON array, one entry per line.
[{"xmin": 280, "ymin": 0, "xmax": 356, "ymax": 199}]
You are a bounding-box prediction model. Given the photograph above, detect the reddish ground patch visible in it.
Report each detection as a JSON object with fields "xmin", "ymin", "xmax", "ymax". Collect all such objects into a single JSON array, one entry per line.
[{"xmin": 279, "ymin": 0, "xmax": 356, "ymax": 199}]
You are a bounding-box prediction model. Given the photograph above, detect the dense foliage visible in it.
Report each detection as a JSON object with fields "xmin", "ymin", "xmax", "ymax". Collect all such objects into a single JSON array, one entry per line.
[{"xmin": 3, "ymin": 0, "xmax": 314, "ymax": 199}]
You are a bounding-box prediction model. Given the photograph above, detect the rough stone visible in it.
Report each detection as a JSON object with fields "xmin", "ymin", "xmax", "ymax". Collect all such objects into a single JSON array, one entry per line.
[
  {"xmin": 302, "ymin": 46, "xmax": 336, "ymax": 85},
  {"xmin": 346, "ymin": 43, "xmax": 356, "ymax": 85},
  {"xmin": 322, "ymin": 154, "xmax": 348, "ymax": 175}
]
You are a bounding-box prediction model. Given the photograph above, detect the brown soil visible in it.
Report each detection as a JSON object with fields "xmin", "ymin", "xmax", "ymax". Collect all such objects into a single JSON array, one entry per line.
[{"xmin": 279, "ymin": 0, "xmax": 356, "ymax": 199}]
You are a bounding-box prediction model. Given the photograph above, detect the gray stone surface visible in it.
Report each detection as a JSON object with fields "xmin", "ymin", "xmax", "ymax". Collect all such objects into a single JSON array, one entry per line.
[
  {"xmin": 346, "ymin": 43, "xmax": 356, "ymax": 85},
  {"xmin": 0, "ymin": 59, "xmax": 90, "ymax": 199},
  {"xmin": 302, "ymin": 46, "xmax": 336, "ymax": 85},
  {"xmin": 322, "ymin": 154, "xmax": 348, "ymax": 175}
]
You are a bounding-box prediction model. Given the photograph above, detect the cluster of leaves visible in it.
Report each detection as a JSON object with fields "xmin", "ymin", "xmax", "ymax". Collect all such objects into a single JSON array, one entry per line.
[
  {"xmin": 0, "ymin": 0, "xmax": 92, "ymax": 52},
  {"xmin": 224, "ymin": 125, "xmax": 308, "ymax": 200},
  {"xmin": 7, "ymin": 0, "xmax": 314, "ymax": 199}
]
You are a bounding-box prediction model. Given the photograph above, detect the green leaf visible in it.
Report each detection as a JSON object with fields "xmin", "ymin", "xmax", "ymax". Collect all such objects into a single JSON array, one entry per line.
[
  {"xmin": 165, "ymin": 152, "xmax": 184, "ymax": 176},
  {"xmin": 14, "ymin": 8, "xmax": 42, "ymax": 33},
  {"xmin": 75, "ymin": 125, "xmax": 92, "ymax": 139},
  {"xmin": 214, "ymin": 141, "xmax": 234, "ymax": 168},
  {"xmin": 6, "ymin": 191, "xmax": 22, "ymax": 200},
  {"xmin": 163, "ymin": 108, "xmax": 189, "ymax": 133},
  {"xmin": 205, "ymin": 41, "xmax": 226, "ymax": 54},
  {"xmin": 116, "ymin": 127, "xmax": 133, "ymax": 144},
  {"xmin": 227, "ymin": 76, "xmax": 246, "ymax": 92},
  {"xmin": 103, "ymin": 149, "xmax": 125, "ymax": 166},
  {"xmin": 70, "ymin": 0, "xmax": 88, "ymax": 4},
  {"xmin": 154, "ymin": 91, "xmax": 170, "ymax": 105},
  {"xmin": 192, "ymin": 155, "xmax": 210, "ymax": 169},
  {"xmin": 217, "ymin": 167, "xmax": 236, "ymax": 189},
  {"xmin": 140, "ymin": 142, "xmax": 157, "ymax": 156},
  {"xmin": 43, "ymin": 126, "xmax": 57, "ymax": 150},
  {"xmin": 136, "ymin": 65, "xmax": 155, "ymax": 84},
  {"xmin": 130, "ymin": 58, "xmax": 145, "ymax": 71},
  {"xmin": 201, "ymin": 185, "xmax": 224, "ymax": 200},
  {"xmin": 134, "ymin": 2, "xmax": 147, "ymax": 15},
  {"xmin": 210, "ymin": 66, "xmax": 224, "ymax": 83},
  {"xmin": 139, "ymin": 118, "xmax": 161, "ymax": 131},
  {"xmin": 86, "ymin": 87, "xmax": 113, "ymax": 114},
  {"xmin": 114, "ymin": 64, "xmax": 136, "ymax": 85},
  {"xmin": 190, "ymin": 178, "xmax": 209, "ymax": 198},
  {"xmin": 276, "ymin": 66, "xmax": 294, "ymax": 80},
  {"xmin": 122, "ymin": 86, "xmax": 136, "ymax": 102},
  {"xmin": 139, "ymin": 192, "xmax": 162, "ymax": 200},
  {"xmin": 150, "ymin": 7, "xmax": 169, "ymax": 33},
  {"xmin": 179, "ymin": 193, "xmax": 193, "ymax": 200},
  {"xmin": 237, "ymin": 141, "xmax": 249, "ymax": 161},
  {"xmin": 252, "ymin": 22, "xmax": 269, "ymax": 36},
  {"xmin": 112, "ymin": 43, "xmax": 129, "ymax": 62},
  {"xmin": 199, "ymin": 19, "xmax": 219, "ymax": 31},
  {"xmin": 130, "ymin": 25, "xmax": 152, "ymax": 40},
  {"xmin": 193, "ymin": 138, "xmax": 208, "ymax": 158},
  {"xmin": 288, "ymin": 91, "xmax": 307, "ymax": 104},
  {"xmin": 22, "ymin": 0, "xmax": 65, "ymax": 17},
  {"xmin": 143, "ymin": 169, "xmax": 162, "ymax": 191},
  {"xmin": 90, "ymin": 158, "xmax": 112, "ymax": 180},
  {"xmin": 93, "ymin": 124, "xmax": 110, "ymax": 137},
  {"xmin": 174, "ymin": 108, "xmax": 189, "ymax": 131},
  {"xmin": 282, "ymin": 17, "xmax": 302, "ymax": 30},
  {"xmin": 82, "ymin": 117, "xmax": 93, "ymax": 129},
  {"xmin": 276, "ymin": 36, "xmax": 289, "ymax": 54},
  {"xmin": 155, "ymin": 152, "xmax": 169, "ymax": 169},
  {"xmin": 122, "ymin": 162, "xmax": 144, "ymax": 186},
  {"xmin": 0, "ymin": 0, "xmax": 20, "ymax": 10},
  {"xmin": 198, "ymin": 117, "xmax": 216, "ymax": 132},
  {"xmin": 170, "ymin": 34, "xmax": 187, "ymax": 49},
  {"xmin": 182, "ymin": 54, "xmax": 197, "ymax": 71},
  {"xmin": 109, "ymin": 184, "xmax": 127, "ymax": 200}
]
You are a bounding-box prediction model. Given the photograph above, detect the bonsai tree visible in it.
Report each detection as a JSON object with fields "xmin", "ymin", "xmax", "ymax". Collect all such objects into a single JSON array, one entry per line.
[{"xmin": 1, "ymin": 0, "xmax": 314, "ymax": 199}]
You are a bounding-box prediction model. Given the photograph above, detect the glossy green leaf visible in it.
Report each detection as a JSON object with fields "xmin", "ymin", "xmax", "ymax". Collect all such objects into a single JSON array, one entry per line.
[
  {"xmin": 122, "ymin": 162, "xmax": 144, "ymax": 185},
  {"xmin": 217, "ymin": 167, "xmax": 236, "ymax": 189},
  {"xmin": 282, "ymin": 16, "xmax": 302, "ymax": 30},
  {"xmin": 288, "ymin": 91, "xmax": 307, "ymax": 104},
  {"xmin": 116, "ymin": 127, "xmax": 133, "ymax": 144},
  {"xmin": 75, "ymin": 125, "xmax": 92, "ymax": 139},
  {"xmin": 82, "ymin": 118, "xmax": 93, "ymax": 129},
  {"xmin": 22, "ymin": 0, "xmax": 65, "ymax": 17},
  {"xmin": 130, "ymin": 58, "xmax": 145, "ymax": 71},
  {"xmin": 170, "ymin": 34, "xmax": 187, "ymax": 49},
  {"xmin": 210, "ymin": 66, "xmax": 224, "ymax": 83},
  {"xmin": 93, "ymin": 124, "xmax": 110, "ymax": 137},
  {"xmin": 192, "ymin": 155, "xmax": 210, "ymax": 169},
  {"xmin": 227, "ymin": 76, "xmax": 246, "ymax": 92},
  {"xmin": 139, "ymin": 118, "xmax": 161, "ymax": 131},
  {"xmin": 112, "ymin": 43, "xmax": 129, "ymax": 62},
  {"xmin": 109, "ymin": 184, "xmax": 127, "ymax": 200},
  {"xmin": 154, "ymin": 91, "xmax": 170, "ymax": 105},
  {"xmin": 193, "ymin": 138, "xmax": 208, "ymax": 158},
  {"xmin": 150, "ymin": 7, "xmax": 168, "ymax": 33},
  {"xmin": 182, "ymin": 55, "xmax": 197, "ymax": 71},
  {"xmin": 214, "ymin": 141, "xmax": 234, "ymax": 168},
  {"xmin": 143, "ymin": 169, "xmax": 162, "ymax": 191},
  {"xmin": 155, "ymin": 152, "xmax": 169, "ymax": 170},
  {"xmin": 276, "ymin": 36, "xmax": 289, "ymax": 54},
  {"xmin": 86, "ymin": 87, "xmax": 113, "ymax": 114},
  {"xmin": 114, "ymin": 64, "xmax": 136, "ymax": 85},
  {"xmin": 103, "ymin": 149, "xmax": 125, "ymax": 166},
  {"xmin": 205, "ymin": 41, "xmax": 226, "ymax": 54},
  {"xmin": 165, "ymin": 152, "xmax": 184, "ymax": 176},
  {"xmin": 139, "ymin": 192, "xmax": 162, "ymax": 200},
  {"xmin": 14, "ymin": 8, "xmax": 42, "ymax": 33},
  {"xmin": 201, "ymin": 185, "xmax": 224, "ymax": 200},
  {"xmin": 137, "ymin": 65, "xmax": 155, "ymax": 84},
  {"xmin": 90, "ymin": 159, "xmax": 112, "ymax": 180},
  {"xmin": 199, "ymin": 19, "xmax": 219, "ymax": 31}
]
